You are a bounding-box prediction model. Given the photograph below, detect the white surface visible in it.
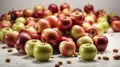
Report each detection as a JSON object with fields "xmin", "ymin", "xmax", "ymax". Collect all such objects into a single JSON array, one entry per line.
[
  {"xmin": 0, "ymin": 0, "xmax": 120, "ymax": 16},
  {"xmin": 0, "ymin": 28, "xmax": 120, "ymax": 67}
]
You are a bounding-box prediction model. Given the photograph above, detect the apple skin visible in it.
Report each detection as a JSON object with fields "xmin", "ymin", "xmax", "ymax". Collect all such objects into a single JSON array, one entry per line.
[
  {"xmin": 93, "ymin": 23, "xmax": 104, "ymax": 35},
  {"xmin": 15, "ymin": 32, "xmax": 32, "ymax": 54},
  {"xmin": 79, "ymin": 43, "xmax": 97, "ymax": 61},
  {"xmin": 44, "ymin": 9, "xmax": 52, "ymax": 18},
  {"xmin": 33, "ymin": 42, "xmax": 53, "ymax": 61},
  {"xmin": 58, "ymin": 15, "xmax": 73, "ymax": 31},
  {"xmin": 60, "ymin": 3, "xmax": 70, "ymax": 11},
  {"xmin": 0, "ymin": 28, "xmax": 13, "ymax": 42},
  {"xmin": 47, "ymin": 16, "xmax": 58, "ymax": 28},
  {"xmin": 59, "ymin": 40, "xmax": 76, "ymax": 57},
  {"xmin": 48, "ymin": 3, "xmax": 58, "ymax": 14},
  {"xmin": 10, "ymin": 10, "xmax": 22, "ymax": 20},
  {"xmin": 15, "ymin": 17, "xmax": 26, "ymax": 24},
  {"xmin": 76, "ymin": 36, "xmax": 93, "ymax": 49},
  {"xmin": 70, "ymin": 25, "xmax": 85, "ymax": 40},
  {"xmin": 25, "ymin": 39, "xmax": 41, "ymax": 57},
  {"xmin": 85, "ymin": 14, "xmax": 97, "ymax": 23},
  {"xmin": 0, "ymin": 20, "xmax": 12, "ymax": 29},
  {"xmin": 12, "ymin": 22, "xmax": 25, "ymax": 32},
  {"xmin": 0, "ymin": 13, "xmax": 11, "ymax": 21},
  {"xmin": 100, "ymin": 21, "xmax": 110, "ymax": 33},
  {"xmin": 23, "ymin": 8, "xmax": 34, "ymax": 17},
  {"xmin": 93, "ymin": 35, "xmax": 108, "ymax": 51},
  {"xmin": 34, "ymin": 4, "xmax": 44, "ymax": 11},
  {"xmin": 84, "ymin": 4, "xmax": 94, "ymax": 14},
  {"xmin": 34, "ymin": 10, "xmax": 44, "ymax": 18},
  {"xmin": 4, "ymin": 31, "xmax": 19, "ymax": 47},
  {"xmin": 41, "ymin": 28, "xmax": 60, "ymax": 47},
  {"xmin": 111, "ymin": 20, "xmax": 120, "ymax": 32}
]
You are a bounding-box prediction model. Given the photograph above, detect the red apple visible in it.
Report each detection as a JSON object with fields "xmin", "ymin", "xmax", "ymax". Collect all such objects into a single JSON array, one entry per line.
[
  {"xmin": 0, "ymin": 13, "xmax": 11, "ymax": 21},
  {"xmin": 47, "ymin": 15, "xmax": 58, "ymax": 28},
  {"xmin": 34, "ymin": 4, "xmax": 44, "ymax": 11},
  {"xmin": 96, "ymin": 9, "xmax": 106, "ymax": 18},
  {"xmin": 59, "ymin": 40, "xmax": 76, "ymax": 57},
  {"xmin": 57, "ymin": 15, "xmax": 73, "ymax": 31},
  {"xmin": 41, "ymin": 28, "xmax": 60, "ymax": 47},
  {"xmin": 10, "ymin": 10, "xmax": 21, "ymax": 20},
  {"xmin": 48, "ymin": 3, "xmax": 58, "ymax": 14},
  {"xmin": 84, "ymin": 4, "xmax": 94, "ymax": 14},
  {"xmin": 4, "ymin": 31, "xmax": 19, "ymax": 47},
  {"xmin": 93, "ymin": 35, "xmax": 108, "ymax": 51},
  {"xmin": 23, "ymin": 8, "xmax": 34, "ymax": 17},
  {"xmin": 25, "ymin": 20, "xmax": 36, "ymax": 28},
  {"xmin": 61, "ymin": 8, "xmax": 71, "ymax": 16},
  {"xmin": 86, "ymin": 26, "xmax": 98, "ymax": 38},
  {"xmin": 60, "ymin": 3, "xmax": 70, "ymax": 11},
  {"xmin": 111, "ymin": 20, "xmax": 120, "ymax": 32},
  {"xmin": 15, "ymin": 32, "xmax": 32, "ymax": 54},
  {"xmin": 85, "ymin": 14, "xmax": 97, "ymax": 23},
  {"xmin": 0, "ymin": 20, "xmax": 12, "ymax": 29},
  {"xmin": 33, "ymin": 10, "xmax": 44, "ymax": 18},
  {"xmin": 60, "ymin": 36, "xmax": 73, "ymax": 41},
  {"xmin": 35, "ymin": 18, "xmax": 51, "ymax": 34},
  {"xmin": 44, "ymin": 9, "xmax": 52, "ymax": 18}
]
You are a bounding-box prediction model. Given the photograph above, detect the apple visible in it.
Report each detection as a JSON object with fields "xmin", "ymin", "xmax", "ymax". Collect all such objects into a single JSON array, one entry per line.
[
  {"xmin": 93, "ymin": 35, "xmax": 108, "ymax": 51},
  {"xmin": 86, "ymin": 26, "xmax": 98, "ymax": 38},
  {"xmin": 33, "ymin": 42, "xmax": 53, "ymax": 61},
  {"xmin": 71, "ymin": 11, "xmax": 85, "ymax": 25},
  {"xmin": 111, "ymin": 20, "xmax": 120, "ymax": 32},
  {"xmin": 0, "ymin": 13, "xmax": 11, "ymax": 21},
  {"xmin": 25, "ymin": 20, "xmax": 36, "ymax": 28},
  {"xmin": 57, "ymin": 15, "xmax": 73, "ymax": 31},
  {"xmin": 0, "ymin": 20, "xmax": 12, "ymax": 29},
  {"xmin": 93, "ymin": 23, "xmax": 104, "ymax": 35},
  {"xmin": 10, "ymin": 10, "xmax": 21, "ymax": 20},
  {"xmin": 85, "ymin": 14, "xmax": 97, "ymax": 23},
  {"xmin": 35, "ymin": 18, "xmax": 51, "ymax": 34},
  {"xmin": 41, "ymin": 28, "xmax": 60, "ymax": 47},
  {"xmin": 61, "ymin": 8, "xmax": 71, "ymax": 16},
  {"xmin": 97, "ymin": 16, "xmax": 108, "ymax": 23},
  {"xmin": 59, "ymin": 40, "xmax": 76, "ymax": 57},
  {"xmin": 96, "ymin": 9, "xmax": 106, "ymax": 17},
  {"xmin": 44, "ymin": 9, "xmax": 52, "ymax": 18},
  {"xmin": 48, "ymin": 3, "xmax": 58, "ymax": 14},
  {"xmin": 0, "ymin": 28, "xmax": 13, "ymax": 42},
  {"xmin": 33, "ymin": 10, "xmax": 44, "ymax": 18},
  {"xmin": 15, "ymin": 17, "xmax": 26, "ymax": 24},
  {"xmin": 12, "ymin": 22, "xmax": 25, "ymax": 32},
  {"xmin": 23, "ymin": 8, "xmax": 34, "ymax": 17},
  {"xmin": 34, "ymin": 4, "xmax": 44, "ymax": 11},
  {"xmin": 82, "ymin": 21, "xmax": 92, "ymax": 31},
  {"xmin": 100, "ymin": 21, "xmax": 110, "ymax": 33},
  {"xmin": 25, "ymin": 39, "xmax": 41, "ymax": 57},
  {"xmin": 47, "ymin": 15, "xmax": 58, "ymax": 28},
  {"xmin": 60, "ymin": 36, "xmax": 73, "ymax": 41},
  {"xmin": 4, "ymin": 31, "xmax": 19, "ymax": 47},
  {"xmin": 15, "ymin": 32, "xmax": 32, "ymax": 54},
  {"xmin": 70, "ymin": 25, "xmax": 85, "ymax": 40},
  {"xmin": 60, "ymin": 3, "xmax": 70, "ymax": 11},
  {"xmin": 76, "ymin": 36, "xmax": 93, "ymax": 49},
  {"xmin": 84, "ymin": 4, "xmax": 94, "ymax": 14},
  {"xmin": 79, "ymin": 43, "xmax": 97, "ymax": 61}
]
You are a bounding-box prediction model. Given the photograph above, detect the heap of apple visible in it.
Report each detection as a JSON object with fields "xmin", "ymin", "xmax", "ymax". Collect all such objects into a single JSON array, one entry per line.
[{"xmin": 0, "ymin": 3, "xmax": 120, "ymax": 61}]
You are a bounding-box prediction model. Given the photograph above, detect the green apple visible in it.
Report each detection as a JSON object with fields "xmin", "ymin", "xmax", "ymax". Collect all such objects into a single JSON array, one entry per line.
[
  {"xmin": 0, "ymin": 28, "xmax": 13, "ymax": 42},
  {"xmin": 15, "ymin": 17, "xmax": 26, "ymax": 24},
  {"xmin": 97, "ymin": 15, "xmax": 108, "ymax": 23},
  {"xmin": 25, "ymin": 39, "xmax": 41, "ymax": 57},
  {"xmin": 33, "ymin": 43, "xmax": 53, "ymax": 61},
  {"xmin": 99, "ymin": 21, "xmax": 110, "ymax": 33},
  {"xmin": 76, "ymin": 36, "xmax": 93, "ymax": 49},
  {"xmin": 12, "ymin": 22, "xmax": 25, "ymax": 32},
  {"xmin": 79, "ymin": 43, "xmax": 97, "ymax": 61},
  {"xmin": 93, "ymin": 23, "xmax": 104, "ymax": 35}
]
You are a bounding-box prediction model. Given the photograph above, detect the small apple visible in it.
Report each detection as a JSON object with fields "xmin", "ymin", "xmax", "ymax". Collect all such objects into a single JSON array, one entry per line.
[
  {"xmin": 12, "ymin": 22, "xmax": 25, "ymax": 32},
  {"xmin": 15, "ymin": 17, "xmax": 26, "ymax": 24},
  {"xmin": 48, "ymin": 3, "xmax": 58, "ymax": 14},
  {"xmin": 25, "ymin": 39, "xmax": 41, "ymax": 57},
  {"xmin": 58, "ymin": 15, "xmax": 73, "ymax": 31},
  {"xmin": 93, "ymin": 35, "xmax": 108, "ymax": 51},
  {"xmin": 76, "ymin": 36, "xmax": 93, "ymax": 49},
  {"xmin": 23, "ymin": 8, "xmax": 34, "ymax": 17},
  {"xmin": 34, "ymin": 4, "xmax": 44, "ymax": 11},
  {"xmin": 84, "ymin": 4, "xmax": 94, "ymax": 14},
  {"xmin": 59, "ymin": 40, "xmax": 76, "ymax": 57},
  {"xmin": 0, "ymin": 20, "xmax": 12, "ymax": 29},
  {"xmin": 33, "ymin": 42, "xmax": 53, "ymax": 61},
  {"xmin": 79, "ymin": 43, "xmax": 97, "ymax": 61},
  {"xmin": 41, "ymin": 28, "xmax": 60, "ymax": 47},
  {"xmin": 33, "ymin": 10, "xmax": 44, "ymax": 18},
  {"xmin": 60, "ymin": 3, "xmax": 70, "ymax": 11},
  {"xmin": 0, "ymin": 28, "xmax": 13, "ymax": 42},
  {"xmin": 4, "ymin": 31, "xmax": 19, "ymax": 47},
  {"xmin": 70, "ymin": 25, "xmax": 85, "ymax": 39},
  {"xmin": 111, "ymin": 20, "xmax": 120, "ymax": 32}
]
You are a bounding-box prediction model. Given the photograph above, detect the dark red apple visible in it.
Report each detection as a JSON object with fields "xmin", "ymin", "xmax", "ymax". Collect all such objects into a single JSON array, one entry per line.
[
  {"xmin": 93, "ymin": 35, "xmax": 108, "ymax": 51},
  {"xmin": 96, "ymin": 9, "xmax": 106, "ymax": 18},
  {"xmin": 4, "ymin": 31, "xmax": 19, "ymax": 47},
  {"xmin": 0, "ymin": 13, "xmax": 11, "ymax": 21},
  {"xmin": 33, "ymin": 10, "xmax": 44, "ymax": 18},
  {"xmin": 48, "ymin": 3, "xmax": 58, "ymax": 14},
  {"xmin": 57, "ymin": 15, "xmax": 73, "ymax": 31},
  {"xmin": 111, "ymin": 20, "xmax": 120, "ymax": 32},
  {"xmin": 84, "ymin": 4, "xmax": 94, "ymax": 14},
  {"xmin": 60, "ymin": 3, "xmax": 70, "ymax": 11},
  {"xmin": 10, "ymin": 10, "xmax": 21, "ymax": 20}
]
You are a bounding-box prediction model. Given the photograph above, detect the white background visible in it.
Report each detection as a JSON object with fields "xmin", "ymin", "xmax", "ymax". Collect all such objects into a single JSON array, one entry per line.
[{"xmin": 0, "ymin": 0, "xmax": 120, "ymax": 16}]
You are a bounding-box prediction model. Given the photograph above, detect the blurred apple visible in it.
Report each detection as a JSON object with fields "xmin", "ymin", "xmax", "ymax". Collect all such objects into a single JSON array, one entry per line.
[
  {"xmin": 25, "ymin": 39, "xmax": 41, "ymax": 57},
  {"xmin": 23, "ymin": 8, "xmax": 34, "ymax": 17},
  {"xmin": 84, "ymin": 4, "xmax": 94, "ymax": 14},
  {"xmin": 44, "ymin": 9, "xmax": 52, "ymax": 18},
  {"xmin": 34, "ymin": 4, "xmax": 44, "ymax": 11},
  {"xmin": 34, "ymin": 10, "xmax": 44, "ymax": 18},
  {"xmin": 111, "ymin": 20, "xmax": 120, "ymax": 32},
  {"xmin": 100, "ymin": 21, "xmax": 110, "ymax": 33},
  {"xmin": 12, "ymin": 22, "xmax": 25, "ymax": 32},
  {"xmin": 0, "ymin": 20, "xmax": 12, "ymax": 29},
  {"xmin": 60, "ymin": 3, "xmax": 70, "ymax": 11},
  {"xmin": 93, "ymin": 23, "xmax": 104, "ymax": 35},
  {"xmin": 48, "ymin": 3, "xmax": 58, "ymax": 14},
  {"xmin": 33, "ymin": 42, "xmax": 53, "ymax": 61},
  {"xmin": 15, "ymin": 17, "xmax": 26, "ymax": 24},
  {"xmin": 85, "ymin": 14, "xmax": 97, "ymax": 23}
]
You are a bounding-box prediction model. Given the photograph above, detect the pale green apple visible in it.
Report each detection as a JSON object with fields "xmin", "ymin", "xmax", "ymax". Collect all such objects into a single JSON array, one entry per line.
[
  {"xmin": 99, "ymin": 21, "xmax": 110, "ymax": 33},
  {"xmin": 12, "ymin": 22, "xmax": 25, "ymax": 32},
  {"xmin": 33, "ymin": 43, "xmax": 53, "ymax": 61},
  {"xmin": 25, "ymin": 39, "xmax": 41, "ymax": 57},
  {"xmin": 93, "ymin": 23, "xmax": 104, "ymax": 35},
  {"xmin": 15, "ymin": 17, "xmax": 26, "ymax": 24}
]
